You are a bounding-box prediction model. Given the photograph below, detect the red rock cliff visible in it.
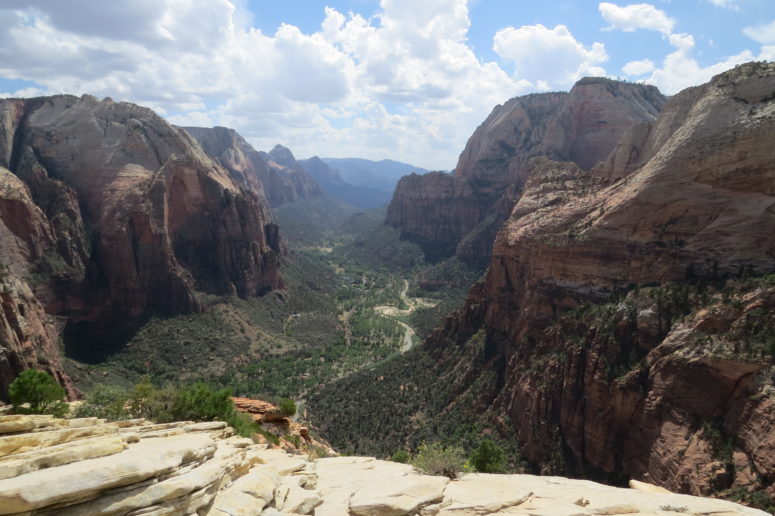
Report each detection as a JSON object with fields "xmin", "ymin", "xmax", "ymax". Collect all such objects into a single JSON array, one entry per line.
[
  {"xmin": 386, "ymin": 79, "xmax": 666, "ymax": 263},
  {"xmin": 425, "ymin": 62, "xmax": 775, "ymax": 502},
  {"xmin": 0, "ymin": 95, "xmax": 283, "ymax": 387}
]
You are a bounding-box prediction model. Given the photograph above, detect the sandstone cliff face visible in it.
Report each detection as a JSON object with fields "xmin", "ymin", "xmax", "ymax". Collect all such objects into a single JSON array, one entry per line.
[
  {"xmin": 185, "ymin": 126, "xmax": 322, "ymax": 207},
  {"xmin": 386, "ymin": 79, "xmax": 666, "ymax": 263},
  {"xmin": 0, "ymin": 167, "xmax": 76, "ymax": 398},
  {"xmin": 425, "ymin": 63, "xmax": 775, "ymax": 502},
  {"xmin": 0, "ymin": 95, "xmax": 282, "ymax": 379}
]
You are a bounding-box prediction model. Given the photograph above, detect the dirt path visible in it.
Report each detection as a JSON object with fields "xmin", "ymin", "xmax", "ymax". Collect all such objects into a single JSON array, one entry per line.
[
  {"xmin": 339, "ymin": 308, "xmax": 354, "ymax": 347},
  {"xmin": 373, "ymin": 280, "xmax": 437, "ymax": 353}
]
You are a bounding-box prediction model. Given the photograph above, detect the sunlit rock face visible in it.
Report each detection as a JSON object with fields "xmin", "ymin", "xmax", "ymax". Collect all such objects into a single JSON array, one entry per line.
[
  {"xmin": 386, "ymin": 78, "xmax": 666, "ymax": 263},
  {"xmin": 186, "ymin": 126, "xmax": 322, "ymax": 207},
  {"xmin": 424, "ymin": 62, "xmax": 775, "ymax": 500},
  {"xmin": 0, "ymin": 414, "xmax": 767, "ymax": 515}
]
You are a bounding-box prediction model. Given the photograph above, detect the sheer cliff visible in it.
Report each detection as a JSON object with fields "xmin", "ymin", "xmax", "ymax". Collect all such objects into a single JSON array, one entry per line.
[
  {"xmin": 423, "ymin": 62, "xmax": 775, "ymax": 501},
  {"xmin": 386, "ymin": 78, "xmax": 666, "ymax": 263},
  {"xmin": 185, "ymin": 126, "xmax": 322, "ymax": 207},
  {"xmin": 0, "ymin": 95, "xmax": 283, "ymax": 395}
]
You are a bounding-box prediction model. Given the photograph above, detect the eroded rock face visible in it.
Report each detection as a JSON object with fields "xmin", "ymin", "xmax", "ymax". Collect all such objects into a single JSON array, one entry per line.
[
  {"xmin": 386, "ymin": 79, "xmax": 666, "ymax": 263},
  {"xmin": 425, "ymin": 62, "xmax": 775, "ymax": 502},
  {"xmin": 185, "ymin": 126, "xmax": 322, "ymax": 207},
  {"xmin": 0, "ymin": 415, "xmax": 766, "ymax": 516},
  {"xmin": 0, "ymin": 95, "xmax": 283, "ymax": 381}
]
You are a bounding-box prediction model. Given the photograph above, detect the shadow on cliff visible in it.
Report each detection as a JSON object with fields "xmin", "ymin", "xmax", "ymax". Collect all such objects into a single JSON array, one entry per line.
[{"xmin": 63, "ymin": 315, "xmax": 152, "ymax": 364}]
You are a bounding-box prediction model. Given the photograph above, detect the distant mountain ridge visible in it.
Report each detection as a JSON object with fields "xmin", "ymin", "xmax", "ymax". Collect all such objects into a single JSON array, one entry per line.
[
  {"xmin": 184, "ymin": 127, "xmax": 322, "ymax": 207},
  {"xmin": 297, "ymin": 157, "xmax": 391, "ymax": 210},
  {"xmin": 319, "ymin": 157, "xmax": 430, "ymax": 205}
]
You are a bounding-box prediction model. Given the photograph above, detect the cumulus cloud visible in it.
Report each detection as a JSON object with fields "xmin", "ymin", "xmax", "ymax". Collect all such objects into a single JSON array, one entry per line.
[
  {"xmin": 622, "ymin": 59, "xmax": 655, "ymax": 76},
  {"xmin": 599, "ymin": 2, "xmax": 675, "ymax": 34},
  {"xmin": 0, "ymin": 0, "xmax": 768, "ymax": 168},
  {"xmin": 743, "ymin": 20, "xmax": 775, "ymax": 44},
  {"xmin": 0, "ymin": 0, "xmax": 525, "ymax": 169},
  {"xmin": 596, "ymin": 2, "xmax": 770, "ymax": 95},
  {"xmin": 493, "ymin": 24, "xmax": 607, "ymax": 89},
  {"xmin": 643, "ymin": 32, "xmax": 775, "ymax": 94}
]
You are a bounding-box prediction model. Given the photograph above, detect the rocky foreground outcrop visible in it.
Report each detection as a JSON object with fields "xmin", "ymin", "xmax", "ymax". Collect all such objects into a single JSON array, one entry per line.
[
  {"xmin": 0, "ymin": 95, "xmax": 284, "ymax": 392},
  {"xmin": 386, "ymin": 78, "xmax": 666, "ymax": 263},
  {"xmin": 421, "ymin": 63, "xmax": 775, "ymax": 502},
  {"xmin": 185, "ymin": 126, "xmax": 322, "ymax": 207},
  {"xmin": 0, "ymin": 414, "xmax": 767, "ymax": 515}
]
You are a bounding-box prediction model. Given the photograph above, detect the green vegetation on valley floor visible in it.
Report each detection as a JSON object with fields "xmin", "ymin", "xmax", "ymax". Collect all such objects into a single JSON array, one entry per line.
[{"xmin": 63, "ymin": 196, "xmax": 484, "ymax": 428}]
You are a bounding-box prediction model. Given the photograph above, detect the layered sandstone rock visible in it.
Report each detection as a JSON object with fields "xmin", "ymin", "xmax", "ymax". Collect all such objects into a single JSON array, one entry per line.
[
  {"xmin": 185, "ymin": 126, "xmax": 322, "ymax": 207},
  {"xmin": 0, "ymin": 95, "xmax": 283, "ymax": 382},
  {"xmin": 425, "ymin": 62, "xmax": 775, "ymax": 503},
  {"xmin": 231, "ymin": 397, "xmax": 321, "ymax": 453},
  {"xmin": 0, "ymin": 168, "xmax": 76, "ymax": 398},
  {"xmin": 0, "ymin": 415, "xmax": 765, "ymax": 515},
  {"xmin": 386, "ymin": 79, "xmax": 666, "ymax": 263}
]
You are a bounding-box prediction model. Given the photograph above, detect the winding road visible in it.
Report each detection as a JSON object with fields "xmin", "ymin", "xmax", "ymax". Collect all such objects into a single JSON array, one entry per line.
[{"xmin": 373, "ymin": 280, "xmax": 437, "ymax": 353}]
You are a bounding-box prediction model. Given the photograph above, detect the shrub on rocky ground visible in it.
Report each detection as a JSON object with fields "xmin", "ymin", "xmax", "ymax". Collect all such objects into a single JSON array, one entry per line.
[
  {"xmin": 411, "ymin": 442, "xmax": 467, "ymax": 479},
  {"xmin": 75, "ymin": 377, "xmax": 258, "ymax": 437},
  {"xmin": 390, "ymin": 450, "xmax": 410, "ymax": 463},
  {"xmin": 470, "ymin": 438, "xmax": 506, "ymax": 473},
  {"xmin": 8, "ymin": 369, "xmax": 68, "ymax": 417}
]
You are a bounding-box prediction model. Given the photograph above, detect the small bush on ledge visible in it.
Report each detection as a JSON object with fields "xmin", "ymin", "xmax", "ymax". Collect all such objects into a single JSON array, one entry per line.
[
  {"xmin": 390, "ymin": 449, "xmax": 410, "ymax": 463},
  {"xmin": 411, "ymin": 442, "xmax": 467, "ymax": 479},
  {"xmin": 8, "ymin": 369, "xmax": 68, "ymax": 417},
  {"xmin": 470, "ymin": 438, "xmax": 506, "ymax": 473},
  {"xmin": 278, "ymin": 398, "xmax": 297, "ymax": 417}
]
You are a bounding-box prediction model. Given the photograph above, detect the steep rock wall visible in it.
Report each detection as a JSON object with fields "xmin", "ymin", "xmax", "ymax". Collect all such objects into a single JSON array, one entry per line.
[
  {"xmin": 185, "ymin": 126, "xmax": 321, "ymax": 207},
  {"xmin": 0, "ymin": 95, "xmax": 283, "ymax": 384},
  {"xmin": 386, "ymin": 79, "xmax": 666, "ymax": 263},
  {"xmin": 425, "ymin": 62, "xmax": 775, "ymax": 500}
]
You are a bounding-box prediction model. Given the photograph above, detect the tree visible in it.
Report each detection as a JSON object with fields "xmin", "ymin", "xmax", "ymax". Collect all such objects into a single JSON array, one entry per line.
[
  {"xmin": 9, "ymin": 369, "xmax": 68, "ymax": 416},
  {"xmin": 278, "ymin": 398, "xmax": 297, "ymax": 417},
  {"xmin": 470, "ymin": 438, "xmax": 506, "ymax": 473}
]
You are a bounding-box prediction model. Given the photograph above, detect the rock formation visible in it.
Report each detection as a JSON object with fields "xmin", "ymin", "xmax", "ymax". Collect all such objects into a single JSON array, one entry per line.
[
  {"xmin": 0, "ymin": 413, "xmax": 766, "ymax": 515},
  {"xmin": 232, "ymin": 397, "xmax": 317, "ymax": 451},
  {"xmin": 386, "ymin": 78, "xmax": 666, "ymax": 263},
  {"xmin": 185, "ymin": 126, "xmax": 322, "ymax": 207},
  {"xmin": 423, "ymin": 62, "xmax": 775, "ymax": 503},
  {"xmin": 0, "ymin": 96, "xmax": 283, "ymax": 391}
]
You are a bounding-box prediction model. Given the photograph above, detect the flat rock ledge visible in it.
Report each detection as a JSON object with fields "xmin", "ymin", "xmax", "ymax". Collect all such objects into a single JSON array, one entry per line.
[{"xmin": 0, "ymin": 415, "xmax": 767, "ymax": 516}]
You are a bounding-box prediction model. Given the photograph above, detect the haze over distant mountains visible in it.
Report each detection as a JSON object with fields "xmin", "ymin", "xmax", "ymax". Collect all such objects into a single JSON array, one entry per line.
[{"xmin": 300, "ymin": 157, "xmax": 430, "ymax": 210}]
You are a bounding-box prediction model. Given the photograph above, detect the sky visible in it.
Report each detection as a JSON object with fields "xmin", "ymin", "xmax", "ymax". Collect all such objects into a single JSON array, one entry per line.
[{"xmin": 0, "ymin": 1, "xmax": 773, "ymax": 170}]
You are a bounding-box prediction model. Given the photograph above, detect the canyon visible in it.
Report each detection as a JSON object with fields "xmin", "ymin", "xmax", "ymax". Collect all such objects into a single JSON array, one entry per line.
[{"xmin": 0, "ymin": 61, "xmax": 773, "ymax": 513}]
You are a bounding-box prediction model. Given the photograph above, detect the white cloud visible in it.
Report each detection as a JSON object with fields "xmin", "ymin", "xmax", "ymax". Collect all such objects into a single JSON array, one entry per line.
[
  {"xmin": 622, "ymin": 59, "xmax": 655, "ymax": 75},
  {"xmin": 706, "ymin": 0, "xmax": 740, "ymax": 9},
  {"xmin": 599, "ymin": 2, "xmax": 675, "ymax": 34},
  {"xmin": 0, "ymin": 0, "xmax": 529, "ymax": 169},
  {"xmin": 643, "ymin": 32, "xmax": 775, "ymax": 94},
  {"xmin": 743, "ymin": 20, "xmax": 775, "ymax": 44},
  {"xmin": 0, "ymin": 0, "xmax": 769, "ymax": 169},
  {"xmin": 493, "ymin": 24, "xmax": 608, "ymax": 90}
]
